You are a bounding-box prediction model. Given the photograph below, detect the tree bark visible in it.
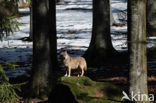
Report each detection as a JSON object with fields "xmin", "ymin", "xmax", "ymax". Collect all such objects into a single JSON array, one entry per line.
[
  {"xmin": 56, "ymin": 0, "xmax": 64, "ymax": 4},
  {"xmin": 128, "ymin": 0, "xmax": 149, "ymax": 102},
  {"xmin": 84, "ymin": 0, "xmax": 117, "ymax": 65},
  {"xmin": 29, "ymin": 2, "xmax": 33, "ymax": 40},
  {"xmin": 56, "ymin": 0, "xmax": 61, "ymax": 3},
  {"xmin": 31, "ymin": 0, "xmax": 57, "ymax": 97},
  {"xmin": 147, "ymin": 0, "xmax": 156, "ymax": 36},
  {"xmin": 110, "ymin": 0, "xmax": 115, "ymax": 26}
]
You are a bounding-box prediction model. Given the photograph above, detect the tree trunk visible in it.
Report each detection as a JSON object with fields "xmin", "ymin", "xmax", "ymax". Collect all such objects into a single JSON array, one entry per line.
[
  {"xmin": 56, "ymin": 0, "xmax": 63, "ymax": 4},
  {"xmin": 29, "ymin": 2, "xmax": 33, "ymax": 40},
  {"xmin": 31, "ymin": 0, "xmax": 57, "ymax": 97},
  {"xmin": 84, "ymin": 0, "xmax": 117, "ymax": 65},
  {"xmin": 147, "ymin": 0, "xmax": 156, "ymax": 36},
  {"xmin": 56, "ymin": 0, "xmax": 61, "ymax": 3},
  {"xmin": 110, "ymin": 0, "xmax": 115, "ymax": 26},
  {"xmin": 128, "ymin": 0, "xmax": 149, "ymax": 102}
]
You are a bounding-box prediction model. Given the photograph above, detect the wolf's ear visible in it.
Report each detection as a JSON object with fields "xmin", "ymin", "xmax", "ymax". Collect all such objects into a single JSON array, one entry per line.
[
  {"xmin": 60, "ymin": 49, "xmax": 66, "ymax": 52},
  {"xmin": 64, "ymin": 51, "xmax": 68, "ymax": 59},
  {"xmin": 65, "ymin": 51, "xmax": 67, "ymax": 54},
  {"xmin": 63, "ymin": 51, "xmax": 67, "ymax": 55}
]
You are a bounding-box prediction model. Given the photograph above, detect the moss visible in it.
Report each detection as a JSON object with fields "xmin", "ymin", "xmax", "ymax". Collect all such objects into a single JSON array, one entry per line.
[{"xmin": 57, "ymin": 76, "xmax": 123, "ymax": 103}]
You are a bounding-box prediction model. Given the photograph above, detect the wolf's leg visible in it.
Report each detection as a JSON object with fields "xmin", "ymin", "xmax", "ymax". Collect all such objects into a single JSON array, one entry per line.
[
  {"xmin": 64, "ymin": 70, "xmax": 67, "ymax": 76},
  {"xmin": 68, "ymin": 68, "xmax": 71, "ymax": 77},
  {"xmin": 64, "ymin": 67, "xmax": 68, "ymax": 76},
  {"xmin": 81, "ymin": 68, "xmax": 84, "ymax": 77}
]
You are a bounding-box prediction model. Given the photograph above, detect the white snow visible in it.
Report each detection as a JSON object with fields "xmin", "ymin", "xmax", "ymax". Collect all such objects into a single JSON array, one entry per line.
[
  {"xmin": 18, "ymin": 8, "xmax": 30, "ymax": 14},
  {"xmin": 0, "ymin": 0, "xmax": 156, "ymax": 77}
]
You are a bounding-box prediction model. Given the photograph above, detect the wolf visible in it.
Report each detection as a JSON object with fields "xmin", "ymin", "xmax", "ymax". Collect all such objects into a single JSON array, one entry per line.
[{"xmin": 60, "ymin": 51, "xmax": 87, "ymax": 77}]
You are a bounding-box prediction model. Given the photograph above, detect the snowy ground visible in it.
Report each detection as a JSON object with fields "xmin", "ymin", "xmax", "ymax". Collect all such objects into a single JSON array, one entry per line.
[{"xmin": 0, "ymin": 0, "xmax": 156, "ymax": 77}]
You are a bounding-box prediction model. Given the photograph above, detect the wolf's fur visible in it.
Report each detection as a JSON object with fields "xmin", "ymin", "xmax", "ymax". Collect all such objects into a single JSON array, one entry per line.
[{"xmin": 60, "ymin": 51, "xmax": 87, "ymax": 77}]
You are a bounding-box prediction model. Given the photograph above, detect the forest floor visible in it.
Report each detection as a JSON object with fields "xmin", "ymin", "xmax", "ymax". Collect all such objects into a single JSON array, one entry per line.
[{"xmin": 0, "ymin": 0, "xmax": 156, "ymax": 102}]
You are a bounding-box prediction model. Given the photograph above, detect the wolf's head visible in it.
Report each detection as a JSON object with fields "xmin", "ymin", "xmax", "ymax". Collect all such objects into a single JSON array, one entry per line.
[{"xmin": 60, "ymin": 51, "xmax": 68, "ymax": 60}]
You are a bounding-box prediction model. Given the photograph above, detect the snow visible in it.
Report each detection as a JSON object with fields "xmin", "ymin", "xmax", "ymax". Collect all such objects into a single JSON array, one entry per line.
[
  {"xmin": 18, "ymin": 8, "xmax": 30, "ymax": 14},
  {"xmin": 0, "ymin": 0, "xmax": 156, "ymax": 77},
  {"xmin": 112, "ymin": 0, "xmax": 127, "ymax": 23}
]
